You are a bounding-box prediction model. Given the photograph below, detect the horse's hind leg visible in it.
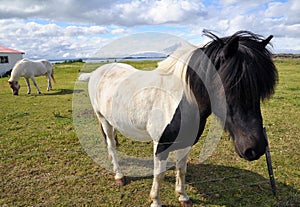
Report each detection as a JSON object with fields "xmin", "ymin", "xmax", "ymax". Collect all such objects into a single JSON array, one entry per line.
[
  {"xmin": 96, "ymin": 112, "xmax": 124, "ymax": 186},
  {"xmin": 30, "ymin": 77, "xmax": 41, "ymax": 94},
  {"xmin": 24, "ymin": 78, "xmax": 31, "ymax": 94},
  {"xmin": 46, "ymin": 74, "xmax": 52, "ymax": 91}
]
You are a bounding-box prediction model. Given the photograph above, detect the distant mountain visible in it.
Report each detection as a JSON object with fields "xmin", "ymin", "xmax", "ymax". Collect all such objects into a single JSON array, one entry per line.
[
  {"xmin": 126, "ymin": 42, "xmax": 186, "ymax": 58},
  {"xmin": 162, "ymin": 42, "xmax": 183, "ymax": 54},
  {"xmin": 127, "ymin": 51, "xmax": 167, "ymax": 58}
]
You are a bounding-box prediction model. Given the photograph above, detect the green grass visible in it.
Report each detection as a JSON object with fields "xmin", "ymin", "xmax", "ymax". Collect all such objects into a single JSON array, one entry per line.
[{"xmin": 0, "ymin": 59, "xmax": 299, "ymax": 206}]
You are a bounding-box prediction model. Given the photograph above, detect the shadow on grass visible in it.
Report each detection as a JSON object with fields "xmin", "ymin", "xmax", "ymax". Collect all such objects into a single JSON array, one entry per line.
[
  {"xmin": 45, "ymin": 89, "xmax": 84, "ymax": 95},
  {"xmin": 184, "ymin": 163, "xmax": 299, "ymax": 207},
  {"xmin": 125, "ymin": 163, "xmax": 299, "ymax": 207}
]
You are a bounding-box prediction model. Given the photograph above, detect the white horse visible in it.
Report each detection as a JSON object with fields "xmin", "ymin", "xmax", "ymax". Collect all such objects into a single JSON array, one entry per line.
[
  {"xmin": 87, "ymin": 31, "xmax": 277, "ymax": 207},
  {"xmin": 8, "ymin": 58, "xmax": 55, "ymax": 95}
]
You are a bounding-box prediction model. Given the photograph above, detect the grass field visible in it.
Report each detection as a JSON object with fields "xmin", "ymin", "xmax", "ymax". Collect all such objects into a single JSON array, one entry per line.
[{"xmin": 0, "ymin": 59, "xmax": 299, "ymax": 206}]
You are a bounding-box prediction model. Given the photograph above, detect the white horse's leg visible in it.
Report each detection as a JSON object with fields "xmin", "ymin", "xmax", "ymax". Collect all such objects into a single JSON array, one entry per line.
[
  {"xmin": 30, "ymin": 77, "xmax": 41, "ymax": 94},
  {"xmin": 98, "ymin": 116, "xmax": 124, "ymax": 185},
  {"xmin": 175, "ymin": 148, "xmax": 192, "ymax": 207},
  {"xmin": 150, "ymin": 143, "xmax": 167, "ymax": 207},
  {"xmin": 46, "ymin": 74, "xmax": 52, "ymax": 91},
  {"xmin": 24, "ymin": 78, "xmax": 31, "ymax": 94}
]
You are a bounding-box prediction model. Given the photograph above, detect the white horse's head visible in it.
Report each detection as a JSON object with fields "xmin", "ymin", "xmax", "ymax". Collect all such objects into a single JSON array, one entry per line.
[{"xmin": 8, "ymin": 80, "xmax": 20, "ymax": 95}]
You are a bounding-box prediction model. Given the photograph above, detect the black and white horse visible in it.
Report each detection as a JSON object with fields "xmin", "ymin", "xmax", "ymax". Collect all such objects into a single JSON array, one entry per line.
[{"xmin": 87, "ymin": 31, "xmax": 277, "ymax": 207}]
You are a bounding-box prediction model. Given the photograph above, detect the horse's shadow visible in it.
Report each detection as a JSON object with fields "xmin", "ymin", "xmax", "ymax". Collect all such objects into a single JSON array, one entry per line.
[
  {"xmin": 44, "ymin": 89, "xmax": 84, "ymax": 95},
  {"xmin": 125, "ymin": 163, "xmax": 299, "ymax": 207}
]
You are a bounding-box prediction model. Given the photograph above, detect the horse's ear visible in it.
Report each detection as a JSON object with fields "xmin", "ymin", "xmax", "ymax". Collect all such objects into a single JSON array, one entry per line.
[
  {"xmin": 223, "ymin": 36, "xmax": 239, "ymax": 59},
  {"xmin": 261, "ymin": 35, "xmax": 273, "ymax": 47}
]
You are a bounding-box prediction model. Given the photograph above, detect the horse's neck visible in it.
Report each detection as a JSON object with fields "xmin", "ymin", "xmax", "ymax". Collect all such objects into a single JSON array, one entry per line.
[
  {"xmin": 156, "ymin": 46, "xmax": 197, "ymax": 103},
  {"xmin": 8, "ymin": 69, "xmax": 20, "ymax": 82}
]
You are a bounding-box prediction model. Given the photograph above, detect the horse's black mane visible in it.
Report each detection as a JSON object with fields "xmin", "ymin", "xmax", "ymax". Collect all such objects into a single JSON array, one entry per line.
[{"xmin": 187, "ymin": 30, "xmax": 278, "ymax": 108}]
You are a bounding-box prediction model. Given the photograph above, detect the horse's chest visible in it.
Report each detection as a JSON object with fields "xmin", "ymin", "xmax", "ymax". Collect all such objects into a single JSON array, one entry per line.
[{"xmin": 155, "ymin": 97, "xmax": 201, "ymax": 156}]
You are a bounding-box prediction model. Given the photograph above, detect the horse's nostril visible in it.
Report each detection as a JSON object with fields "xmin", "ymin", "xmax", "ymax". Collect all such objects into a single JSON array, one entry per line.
[{"xmin": 244, "ymin": 148, "xmax": 257, "ymax": 161}]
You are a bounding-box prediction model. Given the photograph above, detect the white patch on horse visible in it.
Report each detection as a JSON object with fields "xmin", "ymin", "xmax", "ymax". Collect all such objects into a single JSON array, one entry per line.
[{"xmin": 157, "ymin": 45, "xmax": 197, "ymax": 103}]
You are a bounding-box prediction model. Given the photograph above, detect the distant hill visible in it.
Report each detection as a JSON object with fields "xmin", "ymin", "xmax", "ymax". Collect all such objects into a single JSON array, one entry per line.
[
  {"xmin": 126, "ymin": 51, "xmax": 167, "ymax": 59},
  {"xmin": 273, "ymin": 54, "xmax": 300, "ymax": 59}
]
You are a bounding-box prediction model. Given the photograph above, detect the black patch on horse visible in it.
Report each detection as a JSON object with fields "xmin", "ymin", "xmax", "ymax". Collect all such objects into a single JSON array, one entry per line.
[{"xmin": 155, "ymin": 97, "xmax": 209, "ymax": 160}]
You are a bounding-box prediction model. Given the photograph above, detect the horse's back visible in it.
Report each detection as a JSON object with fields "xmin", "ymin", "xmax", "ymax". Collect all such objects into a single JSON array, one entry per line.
[
  {"xmin": 12, "ymin": 59, "xmax": 51, "ymax": 78},
  {"xmin": 40, "ymin": 60, "xmax": 52, "ymax": 71},
  {"xmin": 88, "ymin": 63, "xmax": 137, "ymax": 109}
]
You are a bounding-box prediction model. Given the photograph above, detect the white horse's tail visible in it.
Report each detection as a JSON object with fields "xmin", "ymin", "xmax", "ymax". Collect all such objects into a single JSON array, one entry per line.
[
  {"xmin": 51, "ymin": 69, "xmax": 56, "ymax": 83},
  {"xmin": 41, "ymin": 60, "xmax": 56, "ymax": 83},
  {"xmin": 78, "ymin": 73, "xmax": 91, "ymax": 82}
]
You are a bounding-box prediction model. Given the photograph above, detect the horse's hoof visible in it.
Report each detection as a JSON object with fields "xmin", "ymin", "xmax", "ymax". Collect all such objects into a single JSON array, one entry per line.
[
  {"xmin": 180, "ymin": 200, "xmax": 192, "ymax": 207},
  {"xmin": 115, "ymin": 177, "xmax": 125, "ymax": 187},
  {"xmin": 150, "ymin": 203, "xmax": 162, "ymax": 207}
]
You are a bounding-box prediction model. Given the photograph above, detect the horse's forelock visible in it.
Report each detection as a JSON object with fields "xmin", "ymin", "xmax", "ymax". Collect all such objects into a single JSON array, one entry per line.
[{"xmin": 204, "ymin": 31, "xmax": 278, "ymax": 105}]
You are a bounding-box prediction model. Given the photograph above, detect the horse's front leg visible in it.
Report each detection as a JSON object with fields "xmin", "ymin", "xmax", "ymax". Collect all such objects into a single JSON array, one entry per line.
[
  {"xmin": 24, "ymin": 78, "xmax": 31, "ymax": 94},
  {"xmin": 175, "ymin": 148, "xmax": 192, "ymax": 207},
  {"xmin": 30, "ymin": 77, "xmax": 41, "ymax": 94},
  {"xmin": 150, "ymin": 143, "xmax": 168, "ymax": 207}
]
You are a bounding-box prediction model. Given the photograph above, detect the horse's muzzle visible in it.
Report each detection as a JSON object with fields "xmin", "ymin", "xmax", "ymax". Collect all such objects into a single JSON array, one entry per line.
[
  {"xmin": 243, "ymin": 148, "xmax": 265, "ymax": 161},
  {"xmin": 234, "ymin": 137, "xmax": 267, "ymax": 161}
]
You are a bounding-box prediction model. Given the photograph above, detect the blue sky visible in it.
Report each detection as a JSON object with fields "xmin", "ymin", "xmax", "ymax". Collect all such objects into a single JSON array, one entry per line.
[{"xmin": 0, "ymin": 0, "xmax": 299, "ymax": 59}]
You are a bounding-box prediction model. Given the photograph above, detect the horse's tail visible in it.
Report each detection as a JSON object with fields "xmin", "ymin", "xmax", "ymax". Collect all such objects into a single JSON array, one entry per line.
[
  {"xmin": 43, "ymin": 60, "xmax": 56, "ymax": 83},
  {"xmin": 78, "ymin": 73, "xmax": 91, "ymax": 82},
  {"xmin": 51, "ymin": 69, "xmax": 56, "ymax": 83}
]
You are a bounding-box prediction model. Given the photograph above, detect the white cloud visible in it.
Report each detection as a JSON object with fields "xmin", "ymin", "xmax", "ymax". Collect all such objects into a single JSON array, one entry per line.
[
  {"xmin": 0, "ymin": 0, "xmax": 207, "ymax": 26},
  {"xmin": 187, "ymin": 0, "xmax": 300, "ymax": 52},
  {"xmin": 142, "ymin": 0, "xmax": 205, "ymax": 24},
  {"xmin": 0, "ymin": 0, "xmax": 299, "ymax": 58},
  {"xmin": 0, "ymin": 19, "xmax": 123, "ymax": 59},
  {"xmin": 93, "ymin": 32, "xmax": 192, "ymax": 58},
  {"xmin": 111, "ymin": 28, "xmax": 128, "ymax": 35}
]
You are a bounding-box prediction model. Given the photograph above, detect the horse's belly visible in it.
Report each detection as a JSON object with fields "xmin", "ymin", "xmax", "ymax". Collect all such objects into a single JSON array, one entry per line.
[{"xmin": 114, "ymin": 122, "xmax": 152, "ymax": 142}]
